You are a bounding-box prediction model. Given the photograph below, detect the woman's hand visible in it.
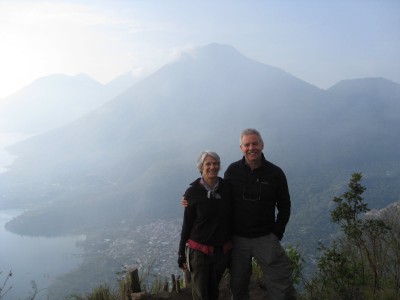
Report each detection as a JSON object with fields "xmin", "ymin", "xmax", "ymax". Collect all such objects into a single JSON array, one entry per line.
[{"xmin": 178, "ymin": 254, "xmax": 187, "ymax": 270}]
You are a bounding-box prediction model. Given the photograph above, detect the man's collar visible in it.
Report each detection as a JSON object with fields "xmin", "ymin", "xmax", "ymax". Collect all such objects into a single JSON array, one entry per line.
[{"xmin": 241, "ymin": 153, "xmax": 266, "ymax": 169}]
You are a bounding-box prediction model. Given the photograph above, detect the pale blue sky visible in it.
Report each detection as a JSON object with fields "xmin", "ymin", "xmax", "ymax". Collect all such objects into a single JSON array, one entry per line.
[{"xmin": 0, "ymin": 0, "xmax": 399, "ymax": 99}]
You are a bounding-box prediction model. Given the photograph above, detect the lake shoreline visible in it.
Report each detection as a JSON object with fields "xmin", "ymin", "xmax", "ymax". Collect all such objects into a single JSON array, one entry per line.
[{"xmin": 0, "ymin": 209, "xmax": 85, "ymax": 300}]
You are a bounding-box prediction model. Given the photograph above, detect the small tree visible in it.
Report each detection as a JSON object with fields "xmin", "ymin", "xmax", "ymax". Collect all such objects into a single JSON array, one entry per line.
[
  {"xmin": 330, "ymin": 173, "xmax": 390, "ymax": 293},
  {"xmin": 303, "ymin": 173, "xmax": 397, "ymax": 300},
  {"xmin": 286, "ymin": 245, "xmax": 304, "ymax": 285}
]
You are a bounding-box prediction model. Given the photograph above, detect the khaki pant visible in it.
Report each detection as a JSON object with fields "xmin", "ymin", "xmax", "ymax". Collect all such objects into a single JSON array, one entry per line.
[{"xmin": 230, "ymin": 234, "xmax": 296, "ymax": 300}]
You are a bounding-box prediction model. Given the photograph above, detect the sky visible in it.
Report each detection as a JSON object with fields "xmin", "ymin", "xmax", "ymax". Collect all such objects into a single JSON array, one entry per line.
[{"xmin": 0, "ymin": 0, "xmax": 399, "ymax": 100}]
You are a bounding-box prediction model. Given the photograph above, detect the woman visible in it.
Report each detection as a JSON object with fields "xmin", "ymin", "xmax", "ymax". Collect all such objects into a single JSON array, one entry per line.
[{"xmin": 178, "ymin": 151, "xmax": 232, "ymax": 300}]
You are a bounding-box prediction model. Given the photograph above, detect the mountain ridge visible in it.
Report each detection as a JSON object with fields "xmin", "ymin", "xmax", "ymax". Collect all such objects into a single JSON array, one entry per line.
[{"xmin": 0, "ymin": 72, "xmax": 137, "ymax": 134}]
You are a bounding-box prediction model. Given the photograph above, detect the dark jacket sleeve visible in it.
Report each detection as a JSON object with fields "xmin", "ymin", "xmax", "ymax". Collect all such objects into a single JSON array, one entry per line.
[
  {"xmin": 178, "ymin": 190, "xmax": 195, "ymax": 256},
  {"xmin": 272, "ymin": 170, "xmax": 291, "ymax": 240}
]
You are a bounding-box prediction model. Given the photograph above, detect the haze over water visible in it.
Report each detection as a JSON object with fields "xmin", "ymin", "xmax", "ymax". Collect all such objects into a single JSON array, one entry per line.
[
  {"xmin": 0, "ymin": 210, "xmax": 85, "ymax": 300},
  {"xmin": 0, "ymin": 132, "xmax": 32, "ymax": 174}
]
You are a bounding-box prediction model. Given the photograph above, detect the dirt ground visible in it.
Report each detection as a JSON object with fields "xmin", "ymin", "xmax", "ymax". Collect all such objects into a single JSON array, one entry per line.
[{"xmin": 131, "ymin": 277, "xmax": 270, "ymax": 300}]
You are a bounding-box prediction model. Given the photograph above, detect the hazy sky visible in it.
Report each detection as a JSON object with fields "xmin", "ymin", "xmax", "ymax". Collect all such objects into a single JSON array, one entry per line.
[{"xmin": 0, "ymin": 0, "xmax": 399, "ymax": 99}]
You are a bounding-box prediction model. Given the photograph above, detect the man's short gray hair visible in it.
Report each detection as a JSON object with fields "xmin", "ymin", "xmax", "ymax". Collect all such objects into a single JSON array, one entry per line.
[
  {"xmin": 240, "ymin": 128, "xmax": 264, "ymax": 146},
  {"xmin": 197, "ymin": 151, "xmax": 221, "ymax": 173}
]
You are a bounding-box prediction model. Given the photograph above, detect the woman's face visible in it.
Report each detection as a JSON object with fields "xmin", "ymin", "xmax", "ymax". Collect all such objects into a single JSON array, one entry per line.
[{"xmin": 201, "ymin": 155, "xmax": 220, "ymax": 181}]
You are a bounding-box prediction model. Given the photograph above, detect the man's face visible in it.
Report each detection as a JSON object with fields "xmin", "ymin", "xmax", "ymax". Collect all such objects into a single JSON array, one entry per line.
[{"xmin": 240, "ymin": 133, "xmax": 264, "ymax": 164}]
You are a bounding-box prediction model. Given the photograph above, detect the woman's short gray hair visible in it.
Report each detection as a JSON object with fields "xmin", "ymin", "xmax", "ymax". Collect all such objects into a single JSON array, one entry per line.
[{"xmin": 196, "ymin": 151, "xmax": 221, "ymax": 173}]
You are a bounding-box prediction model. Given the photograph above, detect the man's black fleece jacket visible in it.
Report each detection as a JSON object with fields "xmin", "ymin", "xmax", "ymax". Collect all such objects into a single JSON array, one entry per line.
[{"xmin": 224, "ymin": 154, "xmax": 291, "ymax": 240}]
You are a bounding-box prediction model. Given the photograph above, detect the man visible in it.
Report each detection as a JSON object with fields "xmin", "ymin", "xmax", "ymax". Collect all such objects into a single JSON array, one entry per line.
[{"xmin": 225, "ymin": 128, "xmax": 296, "ymax": 300}]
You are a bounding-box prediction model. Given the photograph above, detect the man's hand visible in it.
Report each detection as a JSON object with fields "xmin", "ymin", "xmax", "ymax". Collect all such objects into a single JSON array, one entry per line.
[{"xmin": 181, "ymin": 197, "xmax": 188, "ymax": 208}]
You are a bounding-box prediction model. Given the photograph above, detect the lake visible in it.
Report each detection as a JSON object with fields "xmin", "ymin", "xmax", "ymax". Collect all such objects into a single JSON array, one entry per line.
[
  {"xmin": 0, "ymin": 132, "xmax": 33, "ymax": 174},
  {"xmin": 0, "ymin": 209, "xmax": 85, "ymax": 300}
]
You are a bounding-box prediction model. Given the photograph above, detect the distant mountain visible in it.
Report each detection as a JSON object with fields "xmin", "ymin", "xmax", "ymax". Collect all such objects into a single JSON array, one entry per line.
[
  {"xmin": 105, "ymin": 71, "xmax": 142, "ymax": 94},
  {"xmin": 1, "ymin": 43, "xmax": 399, "ymax": 249},
  {"xmin": 0, "ymin": 72, "xmax": 137, "ymax": 134},
  {"xmin": 327, "ymin": 77, "xmax": 400, "ymax": 123}
]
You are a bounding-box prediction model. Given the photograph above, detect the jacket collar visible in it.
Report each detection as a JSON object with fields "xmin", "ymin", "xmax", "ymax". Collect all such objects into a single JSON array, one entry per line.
[{"xmin": 241, "ymin": 153, "xmax": 267, "ymax": 170}]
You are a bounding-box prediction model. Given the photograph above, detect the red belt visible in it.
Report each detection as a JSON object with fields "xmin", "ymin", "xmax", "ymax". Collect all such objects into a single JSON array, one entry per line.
[{"xmin": 187, "ymin": 239, "xmax": 233, "ymax": 255}]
